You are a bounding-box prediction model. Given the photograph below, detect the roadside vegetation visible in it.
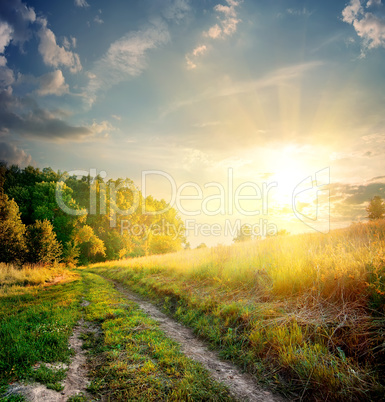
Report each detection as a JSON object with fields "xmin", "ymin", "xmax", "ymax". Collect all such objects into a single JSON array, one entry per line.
[
  {"xmin": 89, "ymin": 220, "xmax": 385, "ymax": 400},
  {"xmin": 0, "ymin": 275, "xmax": 82, "ymax": 398}
]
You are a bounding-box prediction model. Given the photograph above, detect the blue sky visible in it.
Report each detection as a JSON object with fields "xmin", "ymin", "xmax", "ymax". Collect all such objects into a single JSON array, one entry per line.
[{"xmin": 1, "ymin": 0, "xmax": 385, "ymax": 244}]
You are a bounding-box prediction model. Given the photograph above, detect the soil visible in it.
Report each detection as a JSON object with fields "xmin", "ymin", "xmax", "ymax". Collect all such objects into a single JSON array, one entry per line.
[
  {"xmin": 112, "ymin": 279, "xmax": 286, "ymax": 402},
  {"xmin": 4, "ymin": 312, "xmax": 93, "ymax": 401}
]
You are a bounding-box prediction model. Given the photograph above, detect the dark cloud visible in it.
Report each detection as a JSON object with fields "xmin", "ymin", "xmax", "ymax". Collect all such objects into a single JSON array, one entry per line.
[
  {"xmin": 0, "ymin": 141, "xmax": 32, "ymax": 166},
  {"xmin": 0, "ymin": 89, "xmax": 92, "ymax": 141},
  {"xmin": 330, "ymin": 180, "xmax": 385, "ymax": 222},
  {"xmin": 331, "ymin": 182, "xmax": 385, "ymax": 206}
]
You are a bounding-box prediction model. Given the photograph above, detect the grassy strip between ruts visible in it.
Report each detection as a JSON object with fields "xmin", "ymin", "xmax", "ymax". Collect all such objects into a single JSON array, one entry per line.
[
  {"xmin": 81, "ymin": 271, "xmax": 235, "ymax": 401},
  {"xmin": 0, "ymin": 276, "xmax": 83, "ymax": 400}
]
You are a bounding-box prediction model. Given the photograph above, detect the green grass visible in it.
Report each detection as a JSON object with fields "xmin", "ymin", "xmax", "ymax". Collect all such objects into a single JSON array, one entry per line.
[
  {"xmin": 81, "ymin": 271, "xmax": 235, "ymax": 401},
  {"xmin": 87, "ymin": 220, "xmax": 385, "ymax": 401},
  {"xmin": 0, "ymin": 277, "xmax": 82, "ymax": 396}
]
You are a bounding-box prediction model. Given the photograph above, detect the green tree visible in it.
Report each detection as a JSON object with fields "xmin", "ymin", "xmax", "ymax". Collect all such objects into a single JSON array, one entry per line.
[
  {"xmin": 366, "ymin": 196, "xmax": 385, "ymax": 221},
  {"xmin": 0, "ymin": 192, "xmax": 27, "ymax": 263},
  {"xmin": 26, "ymin": 220, "xmax": 62, "ymax": 264},
  {"xmin": 73, "ymin": 225, "xmax": 106, "ymax": 264}
]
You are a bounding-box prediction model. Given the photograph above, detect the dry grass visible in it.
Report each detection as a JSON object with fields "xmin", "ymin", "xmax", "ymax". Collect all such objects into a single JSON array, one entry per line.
[
  {"xmin": 88, "ymin": 220, "xmax": 385, "ymax": 400},
  {"xmin": 0, "ymin": 263, "xmax": 76, "ymax": 297}
]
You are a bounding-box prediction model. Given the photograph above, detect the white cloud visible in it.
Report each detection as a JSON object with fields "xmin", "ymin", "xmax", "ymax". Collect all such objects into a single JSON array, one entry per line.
[
  {"xmin": 214, "ymin": 4, "xmax": 237, "ymax": 18},
  {"xmin": 37, "ymin": 70, "xmax": 69, "ymax": 96},
  {"xmin": 367, "ymin": 0, "xmax": 382, "ymax": 7},
  {"xmin": 209, "ymin": 0, "xmax": 242, "ymax": 39},
  {"xmin": 187, "ymin": 0, "xmax": 242, "ymax": 69},
  {"xmin": 0, "ymin": 22, "xmax": 13, "ymax": 53},
  {"xmin": 87, "ymin": 19, "xmax": 170, "ymax": 101},
  {"xmin": 89, "ymin": 120, "xmax": 115, "ymax": 136},
  {"xmin": 342, "ymin": 0, "xmax": 363, "ymax": 24},
  {"xmin": 37, "ymin": 18, "xmax": 82, "ymax": 73},
  {"xmin": 0, "ymin": 0, "xmax": 35, "ymax": 47},
  {"xmin": 94, "ymin": 15, "xmax": 104, "ymax": 24},
  {"xmin": 186, "ymin": 45, "xmax": 207, "ymax": 69},
  {"xmin": 74, "ymin": 0, "xmax": 89, "ymax": 7},
  {"xmin": 342, "ymin": 0, "xmax": 385, "ymax": 50},
  {"xmin": 204, "ymin": 24, "xmax": 222, "ymax": 39},
  {"xmin": 0, "ymin": 23, "xmax": 14, "ymax": 88}
]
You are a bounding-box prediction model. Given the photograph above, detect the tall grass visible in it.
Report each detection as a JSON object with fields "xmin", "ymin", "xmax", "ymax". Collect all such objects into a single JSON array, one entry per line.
[
  {"xmin": 89, "ymin": 220, "xmax": 385, "ymax": 400},
  {"xmin": 0, "ymin": 263, "xmax": 76, "ymax": 296}
]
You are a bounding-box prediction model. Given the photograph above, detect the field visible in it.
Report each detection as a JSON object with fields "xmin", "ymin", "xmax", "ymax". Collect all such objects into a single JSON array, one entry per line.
[
  {"xmin": 88, "ymin": 220, "xmax": 385, "ymax": 400},
  {"xmin": 1, "ymin": 220, "xmax": 385, "ymax": 401}
]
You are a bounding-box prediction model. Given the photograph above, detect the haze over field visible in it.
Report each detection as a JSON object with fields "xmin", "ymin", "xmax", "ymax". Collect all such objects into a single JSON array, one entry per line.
[{"xmin": 1, "ymin": 0, "xmax": 385, "ymax": 245}]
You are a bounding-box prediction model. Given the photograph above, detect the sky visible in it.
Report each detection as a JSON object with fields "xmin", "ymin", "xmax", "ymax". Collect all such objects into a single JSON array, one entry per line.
[{"xmin": 1, "ymin": 0, "xmax": 385, "ymax": 246}]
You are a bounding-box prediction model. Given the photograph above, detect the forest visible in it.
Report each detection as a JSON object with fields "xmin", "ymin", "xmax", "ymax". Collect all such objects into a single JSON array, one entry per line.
[{"xmin": 0, "ymin": 163, "xmax": 186, "ymax": 266}]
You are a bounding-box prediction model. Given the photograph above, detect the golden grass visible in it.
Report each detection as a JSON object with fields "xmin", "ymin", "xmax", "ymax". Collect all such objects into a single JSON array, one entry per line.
[
  {"xmin": 87, "ymin": 220, "xmax": 385, "ymax": 399},
  {"xmin": 0, "ymin": 263, "xmax": 76, "ymax": 296},
  {"xmin": 92, "ymin": 220, "xmax": 385, "ymax": 306}
]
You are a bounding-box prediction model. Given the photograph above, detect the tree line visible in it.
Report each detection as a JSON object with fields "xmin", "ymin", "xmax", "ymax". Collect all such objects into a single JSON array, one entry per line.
[{"xmin": 0, "ymin": 163, "xmax": 185, "ymax": 266}]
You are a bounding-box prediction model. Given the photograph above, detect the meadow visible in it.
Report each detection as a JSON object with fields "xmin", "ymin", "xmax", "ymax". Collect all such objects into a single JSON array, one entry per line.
[
  {"xmin": 0, "ymin": 265, "xmax": 234, "ymax": 401},
  {"xmin": 1, "ymin": 220, "xmax": 385, "ymax": 401},
  {"xmin": 88, "ymin": 220, "xmax": 385, "ymax": 400}
]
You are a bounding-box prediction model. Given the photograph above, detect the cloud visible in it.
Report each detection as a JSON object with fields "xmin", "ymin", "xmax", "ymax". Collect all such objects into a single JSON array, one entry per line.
[
  {"xmin": 162, "ymin": 0, "xmax": 191, "ymax": 22},
  {"xmin": 0, "ymin": 0, "xmax": 36, "ymax": 48},
  {"xmin": 37, "ymin": 70, "xmax": 69, "ymax": 96},
  {"xmin": 74, "ymin": 0, "xmax": 90, "ymax": 7},
  {"xmin": 186, "ymin": 45, "xmax": 207, "ymax": 69},
  {"xmin": 37, "ymin": 17, "xmax": 82, "ymax": 73},
  {"xmin": 94, "ymin": 15, "xmax": 104, "ymax": 24},
  {"xmin": 187, "ymin": 0, "xmax": 242, "ymax": 69},
  {"xmin": 0, "ymin": 21, "xmax": 13, "ymax": 53},
  {"xmin": 342, "ymin": 0, "xmax": 385, "ymax": 51},
  {"xmin": 0, "ymin": 142, "xmax": 32, "ymax": 166},
  {"xmin": 0, "ymin": 64, "xmax": 15, "ymax": 88},
  {"xmin": 87, "ymin": 19, "xmax": 170, "ymax": 102},
  {"xmin": 286, "ymin": 8, "xmax": 313, "ymax": 17},
  {"xmin": 367, "ymin": 0, "xmax": 382, "ymax": 7},
  {"xmin": 0, "ymin": 88, "xmax": 92, "ymax": 141},
  {"xmin": 164, "ymin": 61, "xmax": 323, "ymax": 116},
  {"xmin": 204, "ymin": 24, "xmax": 222, "ymax": 39}
]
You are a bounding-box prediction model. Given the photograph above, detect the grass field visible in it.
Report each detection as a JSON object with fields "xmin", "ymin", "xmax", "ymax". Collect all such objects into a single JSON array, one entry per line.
[
  {"xmin": 0, "ymin": 266, "xmax": 234, "ymax": 401},
  {"xmin": 88, "ymin": 220, "xmax": 385, "ymax": 401},
  {"xmin": 1, "ymin": 220, "xmax": 385, "ymax": 401},
  {"xmin": 0, "ymin": 270, "xmax": 82, "ymax": 400}
]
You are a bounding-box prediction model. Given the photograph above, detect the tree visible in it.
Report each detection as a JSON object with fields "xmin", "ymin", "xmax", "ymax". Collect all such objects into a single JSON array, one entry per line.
[
  {"xmin": 233, "ymin": 224, "xmax": 253, "ymax": 243},
  {"xmin": 26, "ymin": 220, "xmax": 62, "ymax": 264},
  {"xmin": 366, "ymin": 196, "xmax": 385, "ymax": 221},
  {"xmin": 73, "ymin": 225, "xmax": 106, "ymax": 264},
  {"xmin": 0, "ymin": 192, "xmax": 27, "ymax": 263}
]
